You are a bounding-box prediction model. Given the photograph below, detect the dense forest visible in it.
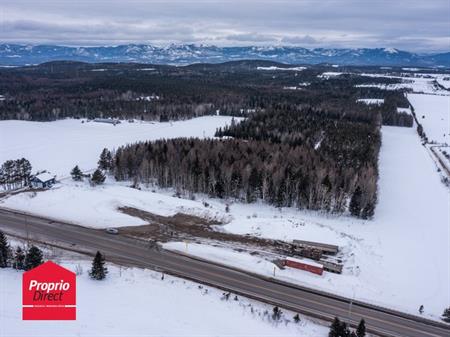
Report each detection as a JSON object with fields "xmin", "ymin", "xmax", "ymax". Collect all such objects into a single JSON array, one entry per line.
[
  {"xmin": 0, "ymin": 61, "xmax": 412, "ymax": 126},
  {"xmin": 1, "ymin": 60, "xmax": 415, "ymax": 217},
  {"xmin": 110, "ymin": 97, "xmax": 381, "ymax": 217}
]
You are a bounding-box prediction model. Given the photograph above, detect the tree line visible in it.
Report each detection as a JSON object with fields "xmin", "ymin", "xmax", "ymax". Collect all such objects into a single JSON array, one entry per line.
[
  {"xmin": 0, "ymin": 230, "xmax": 108, "ymax": 280},
  {"xmin": 0, "ymin": 231, "xmax": 44, "ymax": 271},
  {"xmin": 0, "ymin": 61, "xmax": 418, "ymax": 125},
  {"xmin": 106, "ymin": 93, "xmax": 382, "ymax": 218},
  {"xmin": 109, "ymin": 136, "xmax": 376, "ymax": 217}
]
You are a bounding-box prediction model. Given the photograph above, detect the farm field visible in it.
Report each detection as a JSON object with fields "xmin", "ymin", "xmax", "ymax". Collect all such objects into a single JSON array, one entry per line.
[
  {"xmin": 0, "ymin": 116, "xmax": 238, "ymax": 178},
  {"xmin": 408, "ymin": 93, "xmax": 450, "ymax": 144}
]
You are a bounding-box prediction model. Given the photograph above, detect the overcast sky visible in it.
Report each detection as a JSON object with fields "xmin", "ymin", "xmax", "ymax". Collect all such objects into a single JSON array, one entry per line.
[{"xmin": 0, "ymin": 0, "xmax": 449, "ymax": 52}]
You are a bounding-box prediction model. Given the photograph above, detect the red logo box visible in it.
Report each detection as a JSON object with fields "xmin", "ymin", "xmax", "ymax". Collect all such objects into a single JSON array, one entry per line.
[{"xmin": 22, "ymin": 261, "xmax": 76, "ymax": 320}]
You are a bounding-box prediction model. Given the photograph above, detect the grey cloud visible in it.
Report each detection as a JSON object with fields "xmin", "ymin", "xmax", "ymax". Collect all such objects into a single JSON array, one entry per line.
[
  {"xmin": 0, "ymin": 0, "xmax": 448, "ymax": 51},
  {"xmin": 281, "ymin": 35, "xmax": 318, "ymax": 45},
  {"xmin": 225, "ymin": 33, "xmax": 278, "ymax": 43}
]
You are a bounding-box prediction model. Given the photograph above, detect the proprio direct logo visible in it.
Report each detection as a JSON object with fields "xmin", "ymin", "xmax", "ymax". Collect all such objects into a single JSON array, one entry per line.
[{"xmin": 22, "ymin": 261, "xmax": 76, "ymax": 320}]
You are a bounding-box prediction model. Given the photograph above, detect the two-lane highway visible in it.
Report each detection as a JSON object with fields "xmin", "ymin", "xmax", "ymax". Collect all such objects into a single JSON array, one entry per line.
[{"xmin": 0, "ymin": 207, "xmax": 448, "ymax": 337}]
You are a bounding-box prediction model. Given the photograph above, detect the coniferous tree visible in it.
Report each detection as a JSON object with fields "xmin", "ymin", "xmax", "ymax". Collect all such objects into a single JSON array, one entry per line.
[
  {"xmin": 19, "ymin": 158, "xmax": 32, "ymax": 186},
  {"xmin": 329, "ymin": 317, "xmax": 341, "ymax": 337},
  {"xmin": 361, "ymin": 202, "xmax": 374, "ymax": 219},
  {"xmin": 339, "ymin": 322, "xmax": 350, "ymax": 337},
  {"xmin": 275, "ymin": 179, "xmax": 286, "ymax": 208},
  {"xmin": 24, "ymin": 246, "xmax": 44, "ymax": 271},
  {"xmin": 89, "ymin": 251, "xmax": 108, "ymax": 280},
  {"xmin": 98, "ymin": 149, "xmax": 112, "ymax": 171},
  {"xmin": 272, "ymin": 306, "xmax": 282, "ymax": 320},
  {"xmin": 71, "ymin": 165, "xmax": 83, "ymax": 181},
  {"xmin": 13, "ymin": 246, "xmax": 25, "ymax": 270},
  {"xmin": 293, "ymin": 313, "xmax": 300, "ymax": 323},
  {"xmin": 329, "ymin": 317, "xmax": 353, "ymax": 337},
  {"xmin": 91, "ymin": 169, "xmax": 106, "ymax": 185},
  {"xmin": 0, "ymin": 231, "xmax": 10, "ymax": 268},
  {"xmin": 214, "ymin": 179, "xmax": 225, "ymax": 198},
  {"xmin": 0, "ymin": 158, "xmax": 33, "ymax": 190},
  {"xmin": 417, "ymin": 124, "xmax": 424, "ymax": 138},
  {"xmin": 356, "ymin": 318, "xmax": 366, "ymax": 337},
  {"xmin": 349, "ymin": 186, "xmax": 362, "ymax": 217},
  {"xmin": 442, "ymin": 307, "xmax": 450, "ymax": 323}
]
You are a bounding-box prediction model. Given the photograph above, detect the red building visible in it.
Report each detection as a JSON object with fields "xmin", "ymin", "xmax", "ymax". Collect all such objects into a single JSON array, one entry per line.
[{"xmin": 283, "ymin": 256, "xmax": 323, "ymax": 275}]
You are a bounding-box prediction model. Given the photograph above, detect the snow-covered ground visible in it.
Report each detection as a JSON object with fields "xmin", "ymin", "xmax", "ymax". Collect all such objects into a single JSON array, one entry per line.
[
  {"xmin": 317, "ymin": 72, "xmax": 343, "ymax": 79},
  {"xmin": 163, "ymin": 241, "xmax": 336, "ymax": 286},
  {"xmin": 408, "ymin": 93, "xmax": 450, "ymax": 144},
  {"xmin": 0, "ymin": 116, "xmax": 237, "ymax": 178},
  {"xmin": 257, "ymin": 66, "xmax": 306, "ymax": 71},
  {"xmin": 167, "ymin": 125, "xmax": 450, "ymax": 320},
  {"xmin": 0, "ymin": 178, "xmax": 227, "ymax": 228},
  {"xmin": 356, "ymin": 72, "xmax": 450, "ymax": 95},
  {"xmin": 397, "ymin": 107, "xmax": 412, "ymax": 115},
  {"xmin": 0, "ymin": 253, "xmax": 326, "ymax": 336},
  {"xmin": 356, "ymin": 98, "xmax": 384, "ymax": 105},
  {"xmin": 1, "ymin": 120, "xmax": 449, "ymax": 319},
  {"xmin": 318, "ymin": 70, "xmax": 449, "ymax": 94},
  {"xmin": 437, "ymin": 77, "xmax": 450, "ymax": 90},
  {"xmin": 1, "ymin": 81, "xmax": 449, "ymax": 322}
]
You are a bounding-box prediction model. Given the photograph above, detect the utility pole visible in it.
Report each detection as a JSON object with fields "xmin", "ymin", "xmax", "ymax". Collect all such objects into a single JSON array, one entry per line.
[
  {"xmin": 348, "ymin": 288, "xmax": 356, "ymax": 322},
  {"xmin": 349, "ymin": 299, "xmax": 353, "ymax": 318},
  {"xmin": 25, "ymin": 214, "xmax": 29, "ymax": 248}
]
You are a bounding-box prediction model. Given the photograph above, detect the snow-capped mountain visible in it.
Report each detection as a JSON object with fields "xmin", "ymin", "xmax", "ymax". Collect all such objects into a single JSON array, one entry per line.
[{"xmin": 0, "ymin": 44, "xmax": 448, "ymax": 67}]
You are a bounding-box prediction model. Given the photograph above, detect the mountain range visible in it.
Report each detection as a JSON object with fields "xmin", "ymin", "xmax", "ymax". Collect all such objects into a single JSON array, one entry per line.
[{"xmin": 0, "ymin": 44, "xmax": 449, "ymax": 67}]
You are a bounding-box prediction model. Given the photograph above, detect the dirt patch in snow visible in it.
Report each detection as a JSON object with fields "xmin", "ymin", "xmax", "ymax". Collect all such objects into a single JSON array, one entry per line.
[
  {"xmin": 118, "ymin": 206, "xmax": 339, "ymax": 271},
  {"xmin": 119, "ymin": 206, "xmax": 278, "ymax": 247}
]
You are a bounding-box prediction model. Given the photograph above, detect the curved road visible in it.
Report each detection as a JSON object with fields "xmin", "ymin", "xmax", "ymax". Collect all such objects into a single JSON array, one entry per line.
[{"xmin": 0, "ymin": 208, "xmax": 448, "ymax": 337}]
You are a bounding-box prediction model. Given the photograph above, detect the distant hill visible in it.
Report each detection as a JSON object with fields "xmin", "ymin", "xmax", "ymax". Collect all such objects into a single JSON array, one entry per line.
[{"xmin": 0, "ymin": 44, "xmax": 449, "ymax": 67}]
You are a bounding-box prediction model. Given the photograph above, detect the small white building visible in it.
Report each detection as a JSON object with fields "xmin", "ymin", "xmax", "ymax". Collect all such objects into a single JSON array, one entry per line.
[{"xmin": 31, "ymin": 172, "xmax": 56, "ymax": 189}]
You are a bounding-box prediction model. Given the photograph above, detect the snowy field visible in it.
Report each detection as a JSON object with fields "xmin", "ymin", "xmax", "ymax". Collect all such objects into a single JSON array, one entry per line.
[
  {"xmin": 317, "ymin": 72, "xmax": 343, "ymax": 79},
  {"xmin": 1, "ymin": 119, "xmax": 449, "ymax": 319},
  {"xmin": 0, "ymin": 116, "xmax": 238, "ymax": 178},
  {"xmin": 0, "ymin": 252, "xmax": 326, "ymax": 337},
  {"xmin": 0, "ymin": 178, "xmax": 226, "ymax": 228},
  {"xmin": 408, "ymin": 93, "xmax": 450, "ymax": 144},
  {"xmin": 355, "ymin": 72, "xmax": 450, "ymax": 95},
  {"xmin": 257, "ymin": 66, "xmax": 306, "ymax": 71}
]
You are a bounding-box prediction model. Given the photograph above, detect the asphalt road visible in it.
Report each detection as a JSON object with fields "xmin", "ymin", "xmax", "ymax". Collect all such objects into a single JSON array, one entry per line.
[{"xmin": 0, "ymin": 207, "xmax": 448, "ymax": 337}]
